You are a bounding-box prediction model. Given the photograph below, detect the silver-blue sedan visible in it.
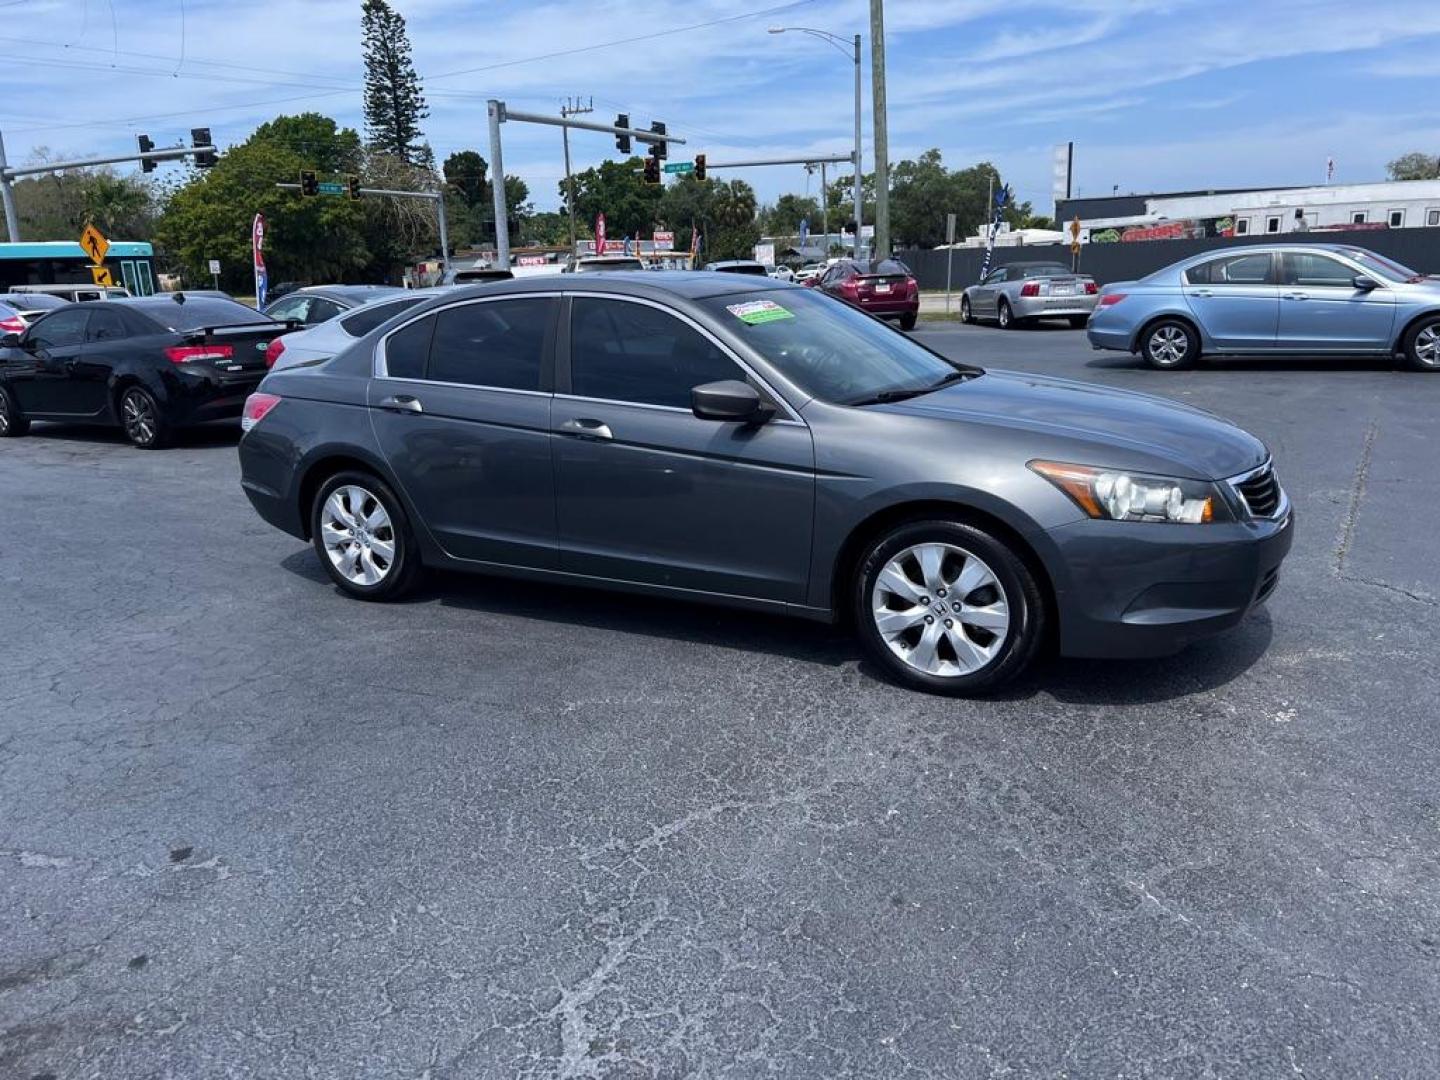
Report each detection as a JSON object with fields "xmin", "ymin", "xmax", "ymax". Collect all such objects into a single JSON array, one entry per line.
[{"xmin": 1086, "ymin": 244, "xmax": 1440, "ymax": 371}]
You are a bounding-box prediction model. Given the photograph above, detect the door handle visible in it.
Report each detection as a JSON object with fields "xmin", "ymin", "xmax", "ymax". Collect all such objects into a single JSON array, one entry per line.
[
  {"xmin": 378, "ymin": 394, "xmax": 423, "ymax": 414},
  {"xmin": 1283, "ymin": 292, "xmax": 1308, "ymax": 301},
  {"xmin": 560, "ymin": 417, "xmax": 613, "ymax": 441},
  {"xmin": 1191, "ymin": 288, "xmax": 1213, "ymax": 297}
]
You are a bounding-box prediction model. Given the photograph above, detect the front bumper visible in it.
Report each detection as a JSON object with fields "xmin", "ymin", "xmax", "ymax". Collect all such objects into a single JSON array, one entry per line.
[
  {"xmin": 1012, "ymin": 294, "xmax": 1098, "ymax": 320},
  {"xmin": 1045, "ymin": 508, "xmax": 1295, "ymax": 659}
]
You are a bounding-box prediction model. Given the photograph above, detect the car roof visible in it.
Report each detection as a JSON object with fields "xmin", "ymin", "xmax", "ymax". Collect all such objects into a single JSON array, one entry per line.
[
  {"xmin": 1173, "ymin": 243, "xmax": 1375, "ymax": 266},
  {"xmin": 290, "ymin": 284, "xmax": 406, "ymax": 302},
  {"xmin": 428, "ymin": 270, "xmax": 790, "ymax": 303}
]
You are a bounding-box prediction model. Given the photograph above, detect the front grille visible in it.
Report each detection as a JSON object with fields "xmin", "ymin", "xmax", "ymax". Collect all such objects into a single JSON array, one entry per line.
[{"xmin": 1233, "ymin": 464, "xmax": 1282, "ymax": 518}]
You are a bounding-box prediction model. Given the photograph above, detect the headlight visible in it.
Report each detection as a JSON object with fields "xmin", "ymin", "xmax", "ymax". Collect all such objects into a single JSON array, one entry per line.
[{"xmin": 1029, "ymin": 460, "xmax": 1218, "ymax": 524}]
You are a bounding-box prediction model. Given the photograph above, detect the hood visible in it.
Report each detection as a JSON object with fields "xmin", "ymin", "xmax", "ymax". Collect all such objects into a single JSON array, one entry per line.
[{"xmin": 880, "ymin": 370, "xmax": 1267, "ymax": 480}]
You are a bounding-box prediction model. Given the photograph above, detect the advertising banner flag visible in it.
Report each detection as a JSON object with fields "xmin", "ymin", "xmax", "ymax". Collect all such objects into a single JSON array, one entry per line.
[{"xmin": 252, "ymin": 213, "xmax": 268, "ymax": 309}]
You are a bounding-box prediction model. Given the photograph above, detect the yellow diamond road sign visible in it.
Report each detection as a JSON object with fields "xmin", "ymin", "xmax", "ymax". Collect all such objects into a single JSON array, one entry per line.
[
  {"xmin": 80, "ymin": 223, "xmax": 110, "ymax": 266},
  {"xmin": 90, "ymin": 265, "xmax": 113, "ymax": 287}
]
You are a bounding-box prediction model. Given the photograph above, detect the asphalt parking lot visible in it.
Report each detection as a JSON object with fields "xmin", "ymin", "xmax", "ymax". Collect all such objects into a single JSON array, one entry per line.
[{"xmin": 3, "ymin": 320, "xmax": 1439, "ymax": 1079}]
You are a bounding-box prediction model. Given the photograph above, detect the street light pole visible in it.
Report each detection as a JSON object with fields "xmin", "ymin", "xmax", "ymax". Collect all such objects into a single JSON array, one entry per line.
[
  {"xmin": 768, "ymin": 26, "xmax": 863, "ymax": 260},
  {"xmin": 869, "ymin": 0, "xmax": 890, "ymax": 261}
]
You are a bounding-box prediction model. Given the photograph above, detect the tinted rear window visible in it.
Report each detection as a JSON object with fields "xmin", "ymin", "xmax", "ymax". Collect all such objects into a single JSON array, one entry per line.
[
  {"xmin": 340, "ymin": 297, "xmax": 425, "ymax": 336},
  {"xmin": 130, "ymin": 298, "xmax": 271, "ymax": 331},
  {"xmin": 857, "ymin": 260, "xmax": 910, "ymax": 277}
]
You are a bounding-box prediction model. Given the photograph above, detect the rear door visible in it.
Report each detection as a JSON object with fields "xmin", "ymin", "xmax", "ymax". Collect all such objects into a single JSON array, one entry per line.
[
  {"xmin": 368, "ymin": 294, "xmax": 560, "ymax": 568},
  {"xmin": 74, "ymin": 306, "xmax": 129, "ymax": 417},
  {"xmin": 1277, "ymin": 251, "xmax": 1396, "ymax": 351},
  {"xmin": 1182, "ymin": 251, "xmax": 1279, "ymax": 350},
  {"xmin": 15, "ymin": 307, "xmax": 91, "ymax": 414},
  {"xmin": 552, "ymin": 294, "xmax": 814, "ymax": 602}
]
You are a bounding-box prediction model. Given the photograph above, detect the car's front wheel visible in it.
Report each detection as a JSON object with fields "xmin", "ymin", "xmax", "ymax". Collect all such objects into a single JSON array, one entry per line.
[
  {"xmin": 960, "ymin": 295, "xmax": 974, "ymax": 324},
  {"xmin": 311, "ymin": 471, "xmax": 422, "ymax": 600},
  {"xmin": 1141, "ymin": 319, "xmax": 1198, "ymax": 370},
  {"xmin": 1402, "ymin": 315, "xmax": 1440, "ymax": 372},
  {"xmin": 854, "ymin": 520, "xmax": 1046, "ymax": 695},
  {"xmin": 0, "ymin": 385, "xmax": 30, "ymax": 437}
]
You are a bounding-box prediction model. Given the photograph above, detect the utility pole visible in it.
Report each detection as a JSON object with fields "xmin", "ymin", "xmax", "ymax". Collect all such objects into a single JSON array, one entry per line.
[
  {"xmin": 869, "ymin": 0, "xmax": 890, "ymax": 261},
  {"xmin": 0, "ymin": 130, "xmax": 19, "ymax": 243},
  {"xmin": 819, "ymin": 161, "xmax": 829, "ymax": 254},
  {"xmin": 560, "ymin": 96, "xmax": 592, "ymax": 257}
]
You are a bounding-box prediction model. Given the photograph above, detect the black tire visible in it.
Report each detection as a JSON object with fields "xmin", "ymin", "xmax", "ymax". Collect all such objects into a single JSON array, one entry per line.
[
  {"xmin": 1401, "ymin": 315, "xmax": 1440, "ymax": 372},
  {"xmin": 1139, "ymin": 318, "xmax": 1198, "ymax": 370},
  {"xmin": 1068, "ymin": 315, "xmax": 1089, "ymax": 329},
  {"xmin": 899, "ymin": 311, "xmax": 918, "ymax": 331},
  {"xmin": 997, "ymin": 298, "xmax": 1016, "ymax": 330},
  {"xmin": 310, "ymin": 470, "xmax": 422, "ymax": 601},
  {"xmin": 0, "ymin": 384, "xmax": 30, "ymax": 437},
  {"xmin": 118, "ymin": 385, "xmax": 170, "ymax": 448},
  {"xmin": 853, "ymin": 519, "xmax": 1046, "ymax": 696},
  {"xmin": 959, "ymin": 295, "xmax": 975, "ymax": 324}
]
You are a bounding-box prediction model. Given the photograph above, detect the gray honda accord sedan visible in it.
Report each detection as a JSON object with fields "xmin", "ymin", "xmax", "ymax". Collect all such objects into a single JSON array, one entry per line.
[{"xmin": 238, "ymin": 272, "xmax": 1292, "ymax": 694}]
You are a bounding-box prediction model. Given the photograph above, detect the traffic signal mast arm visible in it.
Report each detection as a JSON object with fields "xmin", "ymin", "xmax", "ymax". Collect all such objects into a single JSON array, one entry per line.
[{"xmin": 0, "ymin": 143, "xmax": 217, "ymax": 181}]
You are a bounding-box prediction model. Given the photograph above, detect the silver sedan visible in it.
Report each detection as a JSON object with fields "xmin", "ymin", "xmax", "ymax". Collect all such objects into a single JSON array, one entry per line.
[{"xmin": 961, "ymin": 261, "xmax": 1099, "ymax": 329}]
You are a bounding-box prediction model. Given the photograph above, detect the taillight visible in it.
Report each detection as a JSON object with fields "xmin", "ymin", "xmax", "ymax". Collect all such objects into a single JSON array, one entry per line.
[
  {"xmin": 839, "ymin": 279, "xmax": 859, "ymax": 298},
  {"xmin": 165, "ymin": 344, "xmax": 235, "ymax": 364},
  {"xmin": 1098, "ymin": 293, "xmax": 1128, "ymax": 307},
  {"xmin": 906, "ymin": 277, "xmax": 918, "ymax": 296},
  {"xmin": 264, "ymin": 337, "xmax": 286, "ymax": 368},
  {"xmin": 1019, "ymin": 282, "xmax": 1040, "ymax": 297},
  {"xmin": 241, "ymin": 392, "xmax": 281, "ymax": 432},
  {"xmin": 0, "ymin": 315, "xmax": 24, "ymax": 334},
  {"xmin": 1083, "ymin": 281, "xmax": 1099, "ymax": 294}
]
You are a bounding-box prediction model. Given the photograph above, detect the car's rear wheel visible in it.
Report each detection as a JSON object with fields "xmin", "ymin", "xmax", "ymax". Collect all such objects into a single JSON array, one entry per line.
[
  {"xmin": 960, "ymin": 295, "xmax": 974, "ymax": 324},
  {"xmin": 1068, "ymin": 315, "xmax": 1089, "ymax": 329},
  {"xmin": 854, "ymin": 520, "xmax": 1045, "ymax": 695},
  {"xmin": 997, "ymin": 298, "xmax": 1015, "ymax": 329},
  {"xmin": 1142, "ymin": 319, "xmax": 1198, "ymax": 370},
  {"xmin": 119, "ymin": 386, "xmax": 169, "ymax": 448},
  {"xmin": 899, "ymin": 311, "xmax": 918, "ymax": 331},
  {"xmin": 0, "ymin": 385, "xmax": 30, "ymax": 437},
  {"xmin": 1402, "ymin": 316, "xmax": 1440, "ymax": 371},
  {"xmin": 311, "ymin": 471, "xmax": 421, "ymax": 601}
]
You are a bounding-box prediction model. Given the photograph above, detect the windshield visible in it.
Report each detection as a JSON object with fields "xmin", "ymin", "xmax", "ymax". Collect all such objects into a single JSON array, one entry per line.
[
  {"xmin": 1339, "ymin": 248, "xmax": 1420, "ymax": 283},
  {"xmin": 701, "ymin": 289, "xmax": 978, "ymax": 406}
]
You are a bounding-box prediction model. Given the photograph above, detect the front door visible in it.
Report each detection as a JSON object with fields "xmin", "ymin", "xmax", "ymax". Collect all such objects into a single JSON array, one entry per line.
[
  {"xmin": 553, "ymin": 295, "xmax": 815, "ymax": 603},
  {"xmin": 14, "ymin": 307, "xmax": 91, "ymax": 414},
  {"xmin": 972, "ymin": 268, "xmax": 1007, "ymax": 316},
  {"xmin": 1277, "ymin": 251, "xmax": 1397, "ymax": 351},
  {"xmin": 1182, "ymin": 250, "xmax": 1279, "ymax": 350},
  {"xmin": 368, "ymin": 295, "xmax": 560, "ymax": 568}
]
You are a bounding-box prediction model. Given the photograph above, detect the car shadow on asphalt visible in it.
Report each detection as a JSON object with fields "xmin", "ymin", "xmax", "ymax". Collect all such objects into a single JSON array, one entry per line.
[
  {"xmin": 280, "ymin": 552, "xmax": 1274, "ymax": 706},
  {"xmin": 1085, "ymin": 353, "xmax": 1400, "ymax": 373},
  {"xmin": 23, "ymin": 421, "xmax": 242, "ymax": 448}
]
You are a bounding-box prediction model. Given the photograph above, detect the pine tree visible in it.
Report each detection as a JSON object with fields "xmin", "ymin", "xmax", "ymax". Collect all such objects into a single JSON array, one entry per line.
[{"xmin": 361, "ymin": 0, "xmax": 430, "ymax": 166}]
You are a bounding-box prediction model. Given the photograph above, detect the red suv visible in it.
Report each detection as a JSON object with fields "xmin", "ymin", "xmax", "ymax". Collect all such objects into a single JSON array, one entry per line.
[{"xmin": 810, "ymin": 259, "xmax": 920, "ymax": 330}]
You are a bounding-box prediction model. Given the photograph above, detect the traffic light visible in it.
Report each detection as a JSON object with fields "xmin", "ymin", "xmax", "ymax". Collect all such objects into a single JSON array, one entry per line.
[
  {"xmin": 137, "ymin": 134, "xmax": 156, "ymax": 173},
  {"xmin": 643, "ymin": 157, "xmax": 660, "ymax": 185},
  {"xmin": 347, "ymin": 174, "xmax": 361, "ymax": 200},
  {"xmin": 649, "ymin": 120, "xmax": 667, "ymax": 161},
  {"xmin": 300, "ymin": 170, "xmax": 319, "ymax": 197},
  {"xmin": 615, "ymin": 114, "xmax": 631, "ymax": 154},
  {"xmin": 190, "ymin": 127, "xmax": 216, "ymax": 169},
  {"xmin": 694, "ymin": 153, "xmax": 706, "ymax": 181}
]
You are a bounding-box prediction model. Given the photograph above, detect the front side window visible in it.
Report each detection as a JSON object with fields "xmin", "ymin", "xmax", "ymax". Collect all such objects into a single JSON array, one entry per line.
[
  {"xmin": 570, "ymin": 298, "xmax": 744, "ymax": 409},
  {"xmin": 428, "ymin": 297, "xmax": 553, "ymax": 391},
  {"xmin": 305, "ymin": 298, "xmax": 344, "ymax": 325},
  {"xmin": 265, "ymin": 296, "xmax": 309, "ymax": 323},
  {"xmin": 698, "ymin": 288, "xmax": 972, "ymax": 406},
  {"xmin": 1185, "ymin": 253, "xmax": 1273, "ymax": 286},
  {"xmin": 1281, "ymin": 253, "xmax": 1358, "ymax": 287},
  {"xmin": 27, "ymin": 308, "xmax": 89, "ymax": 348},
  {"xmin": 983, "ymin": 268, "xmax": 1007, "ymax": 285}
]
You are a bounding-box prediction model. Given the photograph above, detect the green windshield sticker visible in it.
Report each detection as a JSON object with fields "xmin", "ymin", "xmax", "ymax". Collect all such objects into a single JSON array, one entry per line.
[{"xmin": 726, "ymin": 300, "xmax": 794, "ymax": 325}]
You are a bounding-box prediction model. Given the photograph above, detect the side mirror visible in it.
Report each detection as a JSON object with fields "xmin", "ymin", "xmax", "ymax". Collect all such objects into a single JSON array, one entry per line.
[
  {"xmin": 1353, "ymin": 275, "xmax": 1378, "ymax": 291},
  {"xmin": 0, "ymin": 332, "xmax": 20, "ymax": 349},
  {"xmin": 691, "ymin": 379, "xmax": 772, "ymax": 424}
]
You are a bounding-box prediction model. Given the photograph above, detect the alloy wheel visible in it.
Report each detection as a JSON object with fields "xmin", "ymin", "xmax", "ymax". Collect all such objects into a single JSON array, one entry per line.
[
  {"xmin": 0, "ymin": 392, "xmax": 10, "ymax": 435},
  {"xmin": 1148, "ymin": 325, "xmax": 1189, "ymax": 366},
  {"xmin": 998, "ymin": 302, "xmax": 1011, "ymax": 328},
  {"xmin": 1414, "ymin": 325, "xmax": 1440, "ymax": 368},
  {"xmin": 320, "ymin": 484, "xmax": 396, "ymax": 586},
  {"xmin": 870, "ymin": 542, "xmax": 1010, "ymax": 678},
  {"xmin": 121, "ymin": 390, "xmax": 157, "ymax": 446}
]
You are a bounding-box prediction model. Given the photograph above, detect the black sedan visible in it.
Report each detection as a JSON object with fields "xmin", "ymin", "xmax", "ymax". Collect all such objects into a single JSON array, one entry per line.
[{"xmin": 0, "ymin": 294, "xmax": 293, "ymax": 448}]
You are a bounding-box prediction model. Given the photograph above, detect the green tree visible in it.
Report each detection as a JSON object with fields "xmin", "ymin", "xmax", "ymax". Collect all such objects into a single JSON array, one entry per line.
[
  {"xmin": 442, "ymin": 150, "xmax": 532, "ymax": 249},
  {"xmin": 157, "ymin": 114, "xmax": 370, "ymax": 290},
  {"xmin": 564, "ymin": 158, "xmax": 663, "ymax": 238},
  {"xmin": 656, "ymin": 171, "xmax": 717, "ymax": 252},
  {"xmin": 362, "ymin": 0, "xmax": 430, "ymax": 167},
  {"xmin": 707, "ymin": 180, "xmax": 760, "ymax": 261},
  {"xmin": 761, "ymin": 193, "xmax": 820, "ymax": 236},
  {"xmin": 1386, "ymin": 152, "xmax": 1440, "ymax": 181},
  {"xmin": 12, "ymin": 152, "xmax": 157, "ymax": 241}
]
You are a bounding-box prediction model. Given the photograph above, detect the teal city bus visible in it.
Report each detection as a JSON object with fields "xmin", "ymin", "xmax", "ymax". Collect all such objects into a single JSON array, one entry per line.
[{"xmin": 0, "ymin": 240, "xmax": 157, "ymax": 295}]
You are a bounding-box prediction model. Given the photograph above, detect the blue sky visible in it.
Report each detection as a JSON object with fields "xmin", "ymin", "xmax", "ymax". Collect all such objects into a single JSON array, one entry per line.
[{"xmin": 3, "ymin": 0, "xmax": 1440, "ymax": 219}]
